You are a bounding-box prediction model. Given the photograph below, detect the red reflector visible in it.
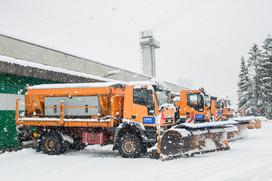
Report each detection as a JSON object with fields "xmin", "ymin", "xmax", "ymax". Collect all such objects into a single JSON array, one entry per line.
[{"xmin": 82, "ymin": 132, "xmax": 109, "ymax": 145}]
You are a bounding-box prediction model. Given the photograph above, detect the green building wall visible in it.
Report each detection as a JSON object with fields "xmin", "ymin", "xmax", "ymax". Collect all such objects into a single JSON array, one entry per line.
[{"xmin": 0, "ymin": 73, "xmax": 57, "ymax": 150}]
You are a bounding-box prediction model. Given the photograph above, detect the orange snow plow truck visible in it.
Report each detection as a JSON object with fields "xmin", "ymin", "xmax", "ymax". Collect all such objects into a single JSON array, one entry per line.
[
  {"xmin": 16, "ymin": 81, "xmax": 176, "ymax": 158},
  {"xmin": 15, "ymin": 81, "xmax": 233, "ymax": 159}
]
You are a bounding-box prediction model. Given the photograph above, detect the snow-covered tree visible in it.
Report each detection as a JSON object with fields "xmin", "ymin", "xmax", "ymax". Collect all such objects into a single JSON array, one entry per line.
[
  {"xmin": 246, "ymin": 44, "xmax": 262, "ymax": 115},
  {"xmin": 254, "ymin": 56, "xmax": 266, "ymax": 116},
  {"xmin": 238, "ymin": 36, "xmax": 272, "ymax": 118},
  {"xmin": 237, "ymin": 57, "xmax": 251, "ymax": 113},
  {"xmin": 247, "ymin": 44, "xmax": 262, "ymax": 80},
  {"xmin": 261, "ymin": 35, "xmax": 272, "ymax": 119}
]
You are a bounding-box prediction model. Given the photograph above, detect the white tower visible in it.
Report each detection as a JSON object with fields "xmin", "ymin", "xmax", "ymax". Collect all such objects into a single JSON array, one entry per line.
[{"xmin": 140, "ymin": 30, "xmax": 160, "ymax": 77}]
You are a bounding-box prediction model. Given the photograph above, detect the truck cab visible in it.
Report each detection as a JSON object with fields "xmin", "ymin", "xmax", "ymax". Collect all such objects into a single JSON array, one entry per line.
[
  {"xmin": 179, "ymin": 89, "xmax": 211, "ymax": 122},
  {"xmin": 124, "ymin": 81, "xmax": 174, "ymax": 127},
  {"xmin": 216, "ymin": 99, "xmax": 234, "ymax": 120}
]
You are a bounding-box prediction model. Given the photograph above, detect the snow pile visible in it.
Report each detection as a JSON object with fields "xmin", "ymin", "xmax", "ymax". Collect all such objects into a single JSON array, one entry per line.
[
  {"xmin": 233, "ymin": 116, "xmax": 269, "ymax": 123},
  {"xmin": 180, "ymin": 119, "xmax": 238, "ymax": 129},
  {"xmin": 233, "ymin": 116, "xmax": 255, "ymax": 121},
  {"xmin": 255, "ymin": 116, "xmax": 268, "ymax": 121},
  {"xmin": 128, "ymin": 79, "xmax": 170, "ymax": 91},
  {"xmin": 1, "ymin": 122, "xmax": 272, "ymax": 181}
]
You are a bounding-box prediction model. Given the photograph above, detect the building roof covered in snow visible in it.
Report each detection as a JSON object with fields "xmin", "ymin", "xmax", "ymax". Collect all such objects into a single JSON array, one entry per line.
[{"xmin": 0, "ymin": 33, "xmax": 187, "ymax": 92}]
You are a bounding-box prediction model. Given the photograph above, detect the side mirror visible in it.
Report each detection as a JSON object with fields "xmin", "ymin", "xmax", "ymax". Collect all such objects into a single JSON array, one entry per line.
[{"xmin": 149, "ymin": 110, "xmax": 155, "ymax": 115}]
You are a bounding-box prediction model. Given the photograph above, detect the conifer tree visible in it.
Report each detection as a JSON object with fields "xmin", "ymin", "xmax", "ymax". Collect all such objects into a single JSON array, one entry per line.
[
  {"xmin": 261, "ymin": 36, "xmax": 272, "ymax": 118},
  {"xmin": 238, "ymin": 36, "xmax": 272, "ymax": 118},
  {"xmin": 237, "ymin": 57, "xmax": 251, "ymax": 113},
  {"xmin": 246, "ymin": 44, "xmax": 262, "ymax": 115},
  {"xmin": 254, "ymin": 56, "xmax": 266, "ymax": 116}
]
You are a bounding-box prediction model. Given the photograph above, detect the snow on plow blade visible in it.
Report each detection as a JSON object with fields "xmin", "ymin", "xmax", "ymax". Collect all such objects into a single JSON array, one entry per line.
[
  {"xmin": 226, "ymin": 117, "xmax": 252, "ymax": 141},
  {"xmin": 160, "ymin": 121, "xmax": 237, "ymax": 160}
]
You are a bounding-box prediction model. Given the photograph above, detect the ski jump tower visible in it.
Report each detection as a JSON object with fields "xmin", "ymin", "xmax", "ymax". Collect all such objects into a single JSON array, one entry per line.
[{"xmin": 140, "ymin": 30, "xmax": 160, "ymax": 77}]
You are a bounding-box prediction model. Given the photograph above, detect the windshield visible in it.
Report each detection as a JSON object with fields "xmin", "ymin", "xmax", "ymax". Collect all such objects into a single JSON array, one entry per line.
[
  {"xmin": 225, "ymin": 100, "xmax": 231, "ymax": 108},
  {"xmin": 205, "ymin": 95, "xmax": 210, "ymax": 107},
  {"xmin": 188, "ymin": 93, "xmax": 204, "ymax": 112},
  {"xmin": 216, "ymin": 101, "xmax": 224, "ymax": 109},
  {"xmin": 155, "ymin": 89, "xmax": 172, "ymax": 107}
]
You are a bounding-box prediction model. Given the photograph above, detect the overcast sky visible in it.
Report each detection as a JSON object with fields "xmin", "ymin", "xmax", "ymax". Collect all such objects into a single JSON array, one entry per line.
[{"xmin": 0, "ymin": 0, "xmax": 272, "ymax": 103}]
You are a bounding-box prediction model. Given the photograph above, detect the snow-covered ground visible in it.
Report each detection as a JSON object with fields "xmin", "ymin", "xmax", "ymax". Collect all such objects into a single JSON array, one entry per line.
[{"xmin": 1, "ymin": 122, "xmax": 272, "ymax": 181}]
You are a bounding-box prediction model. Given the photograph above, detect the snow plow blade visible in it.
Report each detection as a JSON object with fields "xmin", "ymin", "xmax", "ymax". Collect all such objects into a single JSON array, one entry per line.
[
  {"xmin": 226, "ymin": 117, "xmax": 251, "ymax": 141},
  {"xmin": 159, "ymin": 121, "xmax": 237, "ymax": 160}
]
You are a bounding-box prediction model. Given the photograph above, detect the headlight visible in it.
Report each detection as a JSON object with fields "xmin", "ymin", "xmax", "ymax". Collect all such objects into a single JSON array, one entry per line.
[{"xmin": 32, "ymin": 132, "xmax": 39, "ymax": 139}]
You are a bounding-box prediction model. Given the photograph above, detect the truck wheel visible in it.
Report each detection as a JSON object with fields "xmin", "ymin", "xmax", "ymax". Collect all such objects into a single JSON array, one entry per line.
[
  {"xmin": 118, "ymin": 134, "xmax": 142, "ymax": 158},
  {"xmin": 42, "ymin": 133, "xmax": 62, "ymax": 155}
]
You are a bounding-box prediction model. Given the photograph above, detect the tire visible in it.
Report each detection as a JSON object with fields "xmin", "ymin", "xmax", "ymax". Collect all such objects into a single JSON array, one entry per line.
[
  {"xmin": 41, "ymin": 133, "xmax": 62, "ymax": 155},
  {"xmin": 118, "ymin": 134, "xmax": 142, "ymax": 158}
]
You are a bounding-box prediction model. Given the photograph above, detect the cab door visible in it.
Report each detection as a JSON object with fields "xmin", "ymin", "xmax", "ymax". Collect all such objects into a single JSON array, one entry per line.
[
  {"xmin": 123, "ymin": 85, "xmax": 155, "ymax": 126},
  {"xmin": 187, "ymin": 92, "xmax": 206, "ymax": 121}
]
